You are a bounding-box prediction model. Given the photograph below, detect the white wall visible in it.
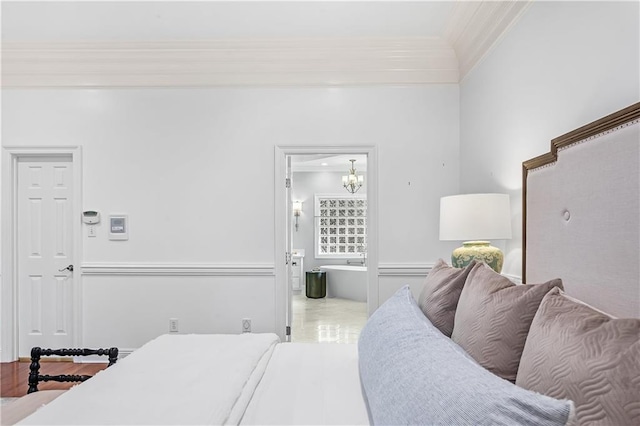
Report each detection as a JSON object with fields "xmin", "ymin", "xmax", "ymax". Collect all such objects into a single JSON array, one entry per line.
[
  {"xmin": 2, "ymin": 86, "xmax": 459, "ymax": 351},
  {"xmin": 460, "ymin": 1, "xmax": 640, "ymax": 279}
]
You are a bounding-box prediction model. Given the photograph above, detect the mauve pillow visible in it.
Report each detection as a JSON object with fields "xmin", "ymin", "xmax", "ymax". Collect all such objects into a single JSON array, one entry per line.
[
  {"xmin": 417, "ymin": 259, "xmax": 476, "ymax": 337},
  {"xmin": 451, "ymin": 262, "xmax": 563, "ymax": 382},
  {"xmin": 516, "ymin": 287, "xmax": 640, "ymax": 425}
]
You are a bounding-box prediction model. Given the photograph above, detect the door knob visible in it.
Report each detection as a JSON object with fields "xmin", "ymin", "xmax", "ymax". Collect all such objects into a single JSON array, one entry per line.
[{"xmin": 58, "ymin": 265, "xmax": 74, "ymax": 272}]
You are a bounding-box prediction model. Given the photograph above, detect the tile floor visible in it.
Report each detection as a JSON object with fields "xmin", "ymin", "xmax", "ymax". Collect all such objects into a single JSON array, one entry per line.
[{"xmin": 291, "ymin": 292, "xmax": 368, "ymax": 344}]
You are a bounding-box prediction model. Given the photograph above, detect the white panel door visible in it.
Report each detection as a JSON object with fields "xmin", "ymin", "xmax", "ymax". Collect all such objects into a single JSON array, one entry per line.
[{"xmin": 18, "ymin": 156, "xmax": 74, "ymax": 356}]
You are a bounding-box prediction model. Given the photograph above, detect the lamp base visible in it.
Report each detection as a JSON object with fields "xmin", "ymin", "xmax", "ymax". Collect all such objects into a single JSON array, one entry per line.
[{"xmin": 451, "ymin": 241, "xmax": 504, "ymax": 273}]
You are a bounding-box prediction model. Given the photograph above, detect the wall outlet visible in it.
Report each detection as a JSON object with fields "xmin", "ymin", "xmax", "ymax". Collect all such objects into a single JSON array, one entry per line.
[
  {"xmin": 242, "ymin": 318, "xmax": 251, "ymax": 333},
  {"xmin": 169, "ymin": 318, "xmax": 179, "ymax": 333}
]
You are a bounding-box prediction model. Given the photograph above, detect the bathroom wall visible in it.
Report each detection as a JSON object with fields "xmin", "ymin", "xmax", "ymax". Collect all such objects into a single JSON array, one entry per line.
[
  {"xmin": 2, "ymin": 85, "xmax": 460, "ymax": 356},
  {"xmin": 292, "ymin": 170, "xmax": 368, "ymax": 274},
  {"xmin": 459, "ymin": 0, "xmax": 639, "ymax": 280}
]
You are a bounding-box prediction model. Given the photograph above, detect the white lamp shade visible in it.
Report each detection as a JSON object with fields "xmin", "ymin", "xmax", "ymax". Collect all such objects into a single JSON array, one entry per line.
[
  {"xmin": 292, "ymin": 201, "xmax": 303, "ymax": 214},
  {"xmin": 439, "ymin": 193, "xmax": 512, "ymax": 241}
]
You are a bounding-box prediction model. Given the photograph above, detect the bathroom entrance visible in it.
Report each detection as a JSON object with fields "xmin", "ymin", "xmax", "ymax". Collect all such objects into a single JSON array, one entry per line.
[
  {"xmin": 289, "ymin": 154, "xmax": 367, "ymax": 343},
  {"xmin": 274, "ymin": 146, "xmax": 378, "ymax": 344}
]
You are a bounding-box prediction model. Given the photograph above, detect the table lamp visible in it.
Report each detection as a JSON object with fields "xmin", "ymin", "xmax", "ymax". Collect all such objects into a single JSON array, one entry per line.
[{"xmin": 439, "ymin": 193, "xmax": 512, "ymax": 273}]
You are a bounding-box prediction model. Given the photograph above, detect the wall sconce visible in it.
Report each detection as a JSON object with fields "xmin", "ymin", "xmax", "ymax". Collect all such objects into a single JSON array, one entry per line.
[{"xmin": 293, "ymin": 201, "xmax": 303, "ymax": 231}]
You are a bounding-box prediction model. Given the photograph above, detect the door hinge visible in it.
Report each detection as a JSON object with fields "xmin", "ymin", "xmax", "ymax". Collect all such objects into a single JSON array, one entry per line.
[
  {"xmin": 286, "ymin": 326, "xmax": 291, "ymax": 336},
  {"xmin": 285, "ymin": 252, "xmax": 292, "ymax": 265},
  {"xmin": 285, "ymin": 178, "xmax": 291, "ymax": 189}
]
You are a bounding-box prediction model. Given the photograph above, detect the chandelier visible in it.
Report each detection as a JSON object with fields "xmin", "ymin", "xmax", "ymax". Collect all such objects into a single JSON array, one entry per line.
[{"xmin": 342, "ymin": 159, "xmax": 364, "ymax": 194}]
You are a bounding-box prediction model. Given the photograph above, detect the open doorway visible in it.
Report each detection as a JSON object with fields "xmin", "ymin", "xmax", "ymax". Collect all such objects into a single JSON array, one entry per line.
[
  {"xmin": 289, "ymin": 154, "xmax": 368, "ymax": 343},
  {"xmin": 274, "ymin": 146, "xmax": 378, "ymax": 344}
]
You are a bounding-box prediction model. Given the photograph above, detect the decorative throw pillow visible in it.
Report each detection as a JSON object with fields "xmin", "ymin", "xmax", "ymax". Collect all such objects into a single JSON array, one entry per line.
[
  {"xmin": 358, "ymin": 286, "xmax": 574, "ymax": 426},
  {"xmin": 417, "ymin": 259, "xmax": 476, "ymax": 337},
  {"xmin": 451, "ymin": 262, "xmax": 563, "ymax": 382},
  {"xmin": 516, "ymin": 287, "xmax": 640, "ymax": 425}
]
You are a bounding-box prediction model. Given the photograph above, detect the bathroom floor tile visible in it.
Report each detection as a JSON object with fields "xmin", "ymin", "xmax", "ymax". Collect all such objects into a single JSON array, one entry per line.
[{"xmin": 290, "ymin": 293, "xmax": 367, "ymax": 344}]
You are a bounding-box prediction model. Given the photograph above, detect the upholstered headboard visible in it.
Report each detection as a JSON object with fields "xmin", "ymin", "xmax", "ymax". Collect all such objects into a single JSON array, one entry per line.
[{"xmin": 523, "ymin": 102, "xmax": 640, "ymax": 318}]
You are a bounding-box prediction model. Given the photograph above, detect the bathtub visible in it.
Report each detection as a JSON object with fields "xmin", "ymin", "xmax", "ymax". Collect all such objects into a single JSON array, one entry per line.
[{"xmin": 319, "ymin": 265, "xmax": 367, "ymax": 302}]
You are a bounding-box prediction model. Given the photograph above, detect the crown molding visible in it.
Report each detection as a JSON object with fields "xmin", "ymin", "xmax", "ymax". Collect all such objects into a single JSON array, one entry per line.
[
  {"xmin": 1, "ymin": 2, "xmax": 531, "ymax": 88},
  {"xmin": 1, "ymin": 37, "xmax": 458, "ymax": 88},
  {"xmin": 444, "ymin": 0, "xmax": 531, "ymax": 80}
]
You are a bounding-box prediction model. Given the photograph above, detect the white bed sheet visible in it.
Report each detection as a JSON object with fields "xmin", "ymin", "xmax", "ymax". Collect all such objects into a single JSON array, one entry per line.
[
  {"xmin": 240, "ymin": 343, "xmax": 370, "ymax": 425},
  {"xmin": 18, "ymin": 333, "xmax": 279, "ymax": 425}
]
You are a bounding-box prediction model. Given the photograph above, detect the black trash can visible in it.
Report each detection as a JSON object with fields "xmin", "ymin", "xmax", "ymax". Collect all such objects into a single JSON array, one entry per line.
[{"xmin": 305, "ymin": 271, "xmax": 326, "ymax": 299}]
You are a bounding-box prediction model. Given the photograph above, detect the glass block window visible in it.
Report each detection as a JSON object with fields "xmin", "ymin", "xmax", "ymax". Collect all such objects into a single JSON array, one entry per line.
[{"xmin": 315, "ymin": 194, "xmax": 367, "ymax": 258}]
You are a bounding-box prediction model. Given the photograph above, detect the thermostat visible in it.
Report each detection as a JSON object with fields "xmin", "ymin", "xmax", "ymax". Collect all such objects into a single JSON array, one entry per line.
[
  {"xmin": 109, "ymin": 215, "xmax": 128, "ymax": 240},
  {"xmin": 83, "ymin": 211, "xmax": 101, "ymax": 238}
]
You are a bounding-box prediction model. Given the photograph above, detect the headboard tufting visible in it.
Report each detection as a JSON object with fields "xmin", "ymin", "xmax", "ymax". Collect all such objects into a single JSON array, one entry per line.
[{"xmin": 523, "ymin": 102, "xmax": 640, "ymax": 318}]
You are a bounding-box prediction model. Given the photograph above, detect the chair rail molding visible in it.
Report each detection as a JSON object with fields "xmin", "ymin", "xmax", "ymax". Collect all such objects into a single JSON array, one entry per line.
[
  {"xmin": 503, "ymin": 273, "xmax": 523, "ymax": 284},
  {"xmin": 378, "ymin": 263, "xmax": 433, "ymax": 277},
  {"xmin": 377, "ymin": 263, "xmax": 522, "ymax": 284},
  {"xmin": 81, "ymin": 262, "xmax": 275, "ymax": 276}
]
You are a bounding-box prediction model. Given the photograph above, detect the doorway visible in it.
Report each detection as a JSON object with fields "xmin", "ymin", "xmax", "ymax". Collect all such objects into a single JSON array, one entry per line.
[
  {"xmin": 290, "ymin": 155, "xmax": 367, "ymax": 343},
  {"xmin": 274, "ymin": 146, "xmax": 378, "ymax": 344},
  {"xmin": 1, "ymin": 147, "xmax": 83, "ymax": 361}
]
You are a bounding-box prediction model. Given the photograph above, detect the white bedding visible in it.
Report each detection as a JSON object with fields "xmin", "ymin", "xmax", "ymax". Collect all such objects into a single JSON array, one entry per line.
[
  {"xmin": 19, "ymin": 333, "xmax": 279, "ymax": 425},
  {"xmin": 16, "ymin": 334, "xmax": 369, "ymax": 426},
  {"xmin": 241, "ymin": 343, "xmax": 369, "ymax": 425}
]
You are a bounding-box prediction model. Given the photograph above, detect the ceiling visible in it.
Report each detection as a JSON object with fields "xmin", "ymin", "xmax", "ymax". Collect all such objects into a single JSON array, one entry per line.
[
  {"xmin": 292, "ymin": 154, "xmax": 367, "ymax": 173},
  {"xmin": 1, "ymin": 1, "xmax": 532, "ymax": 87},
  {"xmin": 2, "ymin": 2, "xmax": 455, "ymax": 41}
]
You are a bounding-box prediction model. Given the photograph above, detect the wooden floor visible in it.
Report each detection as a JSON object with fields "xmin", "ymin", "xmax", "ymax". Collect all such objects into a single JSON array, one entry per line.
[{"xmin": 1, "ymin": 361, "xmax": 107, "ymax": 397}]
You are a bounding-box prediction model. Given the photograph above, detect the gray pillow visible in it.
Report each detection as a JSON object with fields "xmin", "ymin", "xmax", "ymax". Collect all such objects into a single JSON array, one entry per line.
[
  {"xmin": 358, "ymin": 286, "xmax": 575, "ymax": 426},
  {"xmin": 516, "ymin": 287, "xmax": 640, "ymax": 425},
  {"xmin": 417, "ymin": 259, "xmax": 476, "ymax": 337},
  {"xmin": 451, "ymin": 262, "xmax": 563, "ymax": 382}
]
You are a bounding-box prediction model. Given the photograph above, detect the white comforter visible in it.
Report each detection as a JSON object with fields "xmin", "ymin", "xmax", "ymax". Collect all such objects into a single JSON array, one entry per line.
[
  {"xmin": 241, "ymin": 343, "xmax": 369, "ymax": 425},
  {"xmin": 19, "ymin": 333, "xmax": 280, "ymax": 425}
]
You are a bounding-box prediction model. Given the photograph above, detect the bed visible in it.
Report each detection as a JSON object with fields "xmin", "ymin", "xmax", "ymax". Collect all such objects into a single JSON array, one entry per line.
[{"xmin": 12, "ymin": 103, "xmax": 640, "ymax": 426}]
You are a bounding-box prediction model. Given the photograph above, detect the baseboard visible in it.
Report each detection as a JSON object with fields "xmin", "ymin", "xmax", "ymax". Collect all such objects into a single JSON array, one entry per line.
[
  {"xmin": 74, "ymin": 349, "xmax": 134, "ymax": 363},
  {"xmin": 18, "ymin": 357, "xmax": 72, "ymax": 363}
]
